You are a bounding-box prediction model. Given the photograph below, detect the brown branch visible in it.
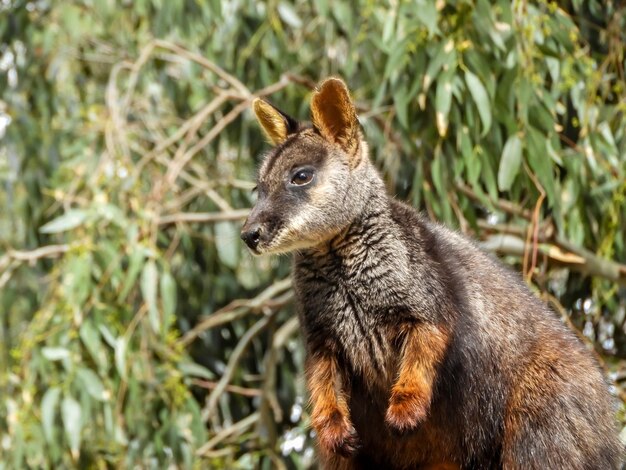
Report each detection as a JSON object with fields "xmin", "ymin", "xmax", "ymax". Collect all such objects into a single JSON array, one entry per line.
[
  {"xmin": 5, "ymin": 244, "xmax": 70, "ymax": 262},
  {"xmin": 256, "ymin": 316, "xmax": 301, "ymax": 447},
  {"xmin": 152, "ymin": 39, "xmax": 251, "ymax": 98},
  {"xmin": 481, "ymin": 233, "xmax": 626, "ymax": 286},
  {"xmin": 157, "ymin": 209, "xmax": 249, "ymax": 226},
  {"xmin": 202, "ymin": 315, "xmax": 272, "ymax": 422},
  {"xmin": 455, "ymin": 182, "xmax": 533, "ymax": 219},
  {"xmin": 455, "ymin": 184, "xmax": 626, "ymax": 285},
  {"xmin": 134, "ymin": 92, "xmax": 232, "ymax": 176},
  {"xmin": 197, "ymin": 412, "xmax": 260, "ymax": 456},
  {"xmin": 553, "ymin": 235, "xmax": 626, "ymax": 286},
  {"xmin": 190, "ymin": 379, "xmax": 262, "ymax": 398},
  {"xmin": 179, "ymin": 278, "xmax": 292, "ymax": 347}
]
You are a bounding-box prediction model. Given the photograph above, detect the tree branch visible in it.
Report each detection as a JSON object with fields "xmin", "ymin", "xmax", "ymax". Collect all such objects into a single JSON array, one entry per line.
[
  {"xmin": 157, "ymin": 209, "xmax": 249, "ymax": 226},
  {"xmin": 481, "ymin": 233, "xmax": 626, "ymax": 286}
]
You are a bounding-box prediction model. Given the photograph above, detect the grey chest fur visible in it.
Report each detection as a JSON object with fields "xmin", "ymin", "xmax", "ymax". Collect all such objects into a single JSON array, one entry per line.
[{"xmin": 293, "ymin": 245, "xmax": 409, "ymax": 382}]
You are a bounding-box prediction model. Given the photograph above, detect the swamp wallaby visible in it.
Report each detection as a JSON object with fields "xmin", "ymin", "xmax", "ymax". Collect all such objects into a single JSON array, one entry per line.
[{"xmin": 240, "ymin": 78, "xmax": 622, "ymax": 469}]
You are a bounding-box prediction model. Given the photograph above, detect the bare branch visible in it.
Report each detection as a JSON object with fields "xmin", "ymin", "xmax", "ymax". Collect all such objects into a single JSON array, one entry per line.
[
  {"xmin": 157, "ymin": 209, "xmax": 249, "ymax": 226},
  {"xmin": 6, "ymin": 244, "xmax": 70, "ymax": 262},
  {"xmin": 190, "ymin": 379, "xmax": 262, "ymax": 398},
  {"xmin": 197, "ymin": 412, "xmax": 260, "ymax": 456},
  {"xmin": 179, "ymin": 278, "xmax": 292, "ymax": 347},
  {"xmin": 481, "ymin": 233, "xmax": 626, "ymax": 286},
  {"xmin": 455, "ymin": 182, "xmax": 533, "ymax": 219},
  {"xmin": 202, "ymin": 315, "xmax": 272, "ymax": 422},
  {"xmin": 153, "ymin": 39, "xmax": 251, "ymax": 98}
]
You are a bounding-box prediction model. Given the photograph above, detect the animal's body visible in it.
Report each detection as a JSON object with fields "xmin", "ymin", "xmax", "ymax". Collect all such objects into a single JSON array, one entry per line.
[{"xmin": 241, "ymin": 78, "xmax": 622, "ymax": 469}]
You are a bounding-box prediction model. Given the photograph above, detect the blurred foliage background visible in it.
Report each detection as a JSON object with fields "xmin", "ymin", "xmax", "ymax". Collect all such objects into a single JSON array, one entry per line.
[{"xmin": 1, "ymin": 0, "xmax": 625, "ymax": 467}]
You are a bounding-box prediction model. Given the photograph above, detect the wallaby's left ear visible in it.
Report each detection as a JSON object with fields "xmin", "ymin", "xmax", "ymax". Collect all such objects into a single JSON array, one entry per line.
[
  {"xmin": 252, "ymin": 98, "xmax": 299, "ymax": 146},
  {"xmin": 310, "ymin": 78, "xmax": 360, "ymax": 161}
]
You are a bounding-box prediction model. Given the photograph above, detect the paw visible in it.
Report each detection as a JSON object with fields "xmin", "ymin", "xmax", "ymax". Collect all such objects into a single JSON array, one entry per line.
[
  {"xmin": 313, "ymin": 409, "xmax": 360, "ymax": 457},
  {"xmin": 385, "ymin": 388, "xmax": 429, "ymax": 433}
]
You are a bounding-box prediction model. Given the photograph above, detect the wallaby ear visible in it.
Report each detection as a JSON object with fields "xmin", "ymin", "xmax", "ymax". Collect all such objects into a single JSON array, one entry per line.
[
  {"xmin": 310, "ymin": 78, "xmax": 359, "ymax": 158},
  {"xmin": 252, "ymin": 98, "xmax": 299, "ymax": 146}
]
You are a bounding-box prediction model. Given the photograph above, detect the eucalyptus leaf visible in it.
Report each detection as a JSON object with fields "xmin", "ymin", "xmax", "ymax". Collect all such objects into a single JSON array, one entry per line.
[
  {"xmin": 77, "ymin": 368, "xmax": 108, "ymax": 401},
  {"xmin": 39, "ymin": 210, "xmax": 87, "ymax": 234},
  {"xmin": 141, "ymin": 260, "xmax": 159, "ymax": 333},
  {"xmin": 41, "ymin": 387, "xmax": 61, "ymax": 442},
  {"xmin": 118, "ymin": 247, "xmax": 145, "ymax": 302},
  {"xmin": 435, "ymin": 78, "xmax": 452, "ymax": 137},
  {"xmin": 465, "ymin": 71, "xmax": 492, "ymax": 137},
  {"xmin": 214, "ymin": 222, "xmax": 239, "ymax": 269},
  {"xmin": 498, "ymin": 134, "xmax": 522, "ymax": 191},
  {"xmin": 61, "ymin": 396, "xmax": 82, "ymax": 460},
  {"xmin": 277, "ymin": 2, "xmax": 302, "ymax": 28},
  {"xmin": 160, "ymin": 270, "xmax": 177, "ymax": 329},
  {"xmin": 42, "ymin": 347, "xmax": 71, "ymax": 361},
  {"xmin": 115, "ymin": 337, "xmax": 127, "ymax": 380}
]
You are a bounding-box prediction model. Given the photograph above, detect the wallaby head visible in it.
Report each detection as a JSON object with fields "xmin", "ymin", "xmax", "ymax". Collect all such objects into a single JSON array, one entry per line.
[{"xmin": 241, "ymin": 78, "xmax": 375, "ymax": 255}]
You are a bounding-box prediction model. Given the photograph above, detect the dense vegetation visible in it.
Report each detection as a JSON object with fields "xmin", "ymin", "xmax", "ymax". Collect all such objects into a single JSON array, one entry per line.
[{"xmin": 1, "ymin": 0, "xmax": 625, "ymax": 467}]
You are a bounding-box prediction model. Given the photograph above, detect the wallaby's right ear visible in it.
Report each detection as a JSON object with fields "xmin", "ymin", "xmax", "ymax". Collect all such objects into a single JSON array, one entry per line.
[
  {"xmin": 252, "ymin": 98, "xmax": 299, "ymax": 146},
  {"xmin": 310, "ymin": 78, "xmax": 359, "ymax": 159}
]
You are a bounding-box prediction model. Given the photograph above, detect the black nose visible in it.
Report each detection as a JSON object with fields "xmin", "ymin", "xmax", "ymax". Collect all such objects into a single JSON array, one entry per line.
[{"xmin": 241, "ymin": 225, "xmax": 262, "ymax": 250}]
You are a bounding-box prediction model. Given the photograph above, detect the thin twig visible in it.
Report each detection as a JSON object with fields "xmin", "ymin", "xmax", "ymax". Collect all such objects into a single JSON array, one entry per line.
[
  {"xmin": 5, "ymin": 244, "xmax": 70, "ymax": 261},
  {"xmin": 481, "ymin": 233, "xmax": 626, "ymax": 286},
  {"xmin": 152, "ymin": 39, "xmax": 251, "ymax": 98},
  {"xmin": 157, "ymin": 209, "xmax": 250, "ymax": 226},
  {"xmin": 455, "ymin": 182, "xmax": 533, "ymax": 219},
  {"xmin": 190, "ymin": 379, "xmax": 262, "ymax": 398},
  {"xmin": 196, "ymin": 412, "xmax": 260, "ymax": 456},
  {"xmin": 202, "ymin": 315, "xmax": 272, "ymax": 422},
  {"xmin": 179, "ymin": 278, "xmax": 292, "ymax": 347},
  {"xmin": 134, "ymin": 92, "xmax": 232, "ymax": 176},
  {"xmin": 258, "ymin": 315, "xmax": 300, "ymax": 429},
  {"xmin": 165, "ymin": 100, "xmax": 251, "ymax": 185}
]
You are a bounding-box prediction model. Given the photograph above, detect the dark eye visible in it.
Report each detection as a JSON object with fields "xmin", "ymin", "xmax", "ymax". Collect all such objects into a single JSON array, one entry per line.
[{"xmin": 290, "ymin": 169, "xmax": 314, "ymax": 186}]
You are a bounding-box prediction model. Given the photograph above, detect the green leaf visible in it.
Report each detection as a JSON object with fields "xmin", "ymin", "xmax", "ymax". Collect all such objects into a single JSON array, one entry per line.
[
  {"xmin": 115, "ymin": 337, "xmax": 127, "ymax": 380},
  {"xmin": 277, "ymin": 2, "xmax": 302, "ymax": 28},
  {"xmin": 42, "ymin": 387, "xmax": 61, "ymax": 443},
  {"xmin": 384, "ymin": 44, "xmax": 408, "ymax": 80},
  {"xmin": 42, "ymin": 347, "xmax": 70, "ymax": 361},
  {"xmin": 160, "ymin": 270, "xmax": 177, "ymax": 329},
  {"xmin": 415, "ymin": 0, "xmax": 439, "ymax": 35},
  {"xmin": 527, "ymin": 127, "xmax": 555, "ymax": 204},
  {"xmin": 141, "ymin": 260, "xmax": 159, "ymax": 333},
  {"xmin": 498, "ymin": 134, "xmax": 522, "ymax": 191},
  {"xmin": 77, "ymin": 368, "xmax": 108, "ymax": 402},
  {"xmin": 314, "ymin": 0, "xmax": 329, "ymax": 17},
  {"xmin": 331, "ymin": 2, "xmax": 353, "ymax": 32},
  {"xmin": 61, "ymin": 395, "xmax": 82, "ymax": 460},
  {"xmin": 63, "ymin": 252, "xmax": 92, "ymax": 306},
  {"xmin": 179, "ymin": 362, "xmax": 214, "ymax": 380},
  {"xmin": 79, "ymin": 319, "xmax": 107, "ymax": 371},
  {"xmin": 435, "ymin": 78, "xmax": 452, "ymax": 137},
  {"xmin": 118, "ymin": 247, "xmax": 145, "ymax": 302},
  {"xmin": 393, "ymin": 84, "xmax": 409, "ymax": 129},
  {"xmin": 424, "ymin": 42, "xmax": 455, "ymax": 93},
  {"xmin": 214, "ymin": 222, "xmax": 239, "ymax": 269},
  {"xmin": 431, "ymin": 153, "xmax": 445, "ymax": 196},
  {"xmin": 382, "ymin": 9, "xmax": 396, "ymax": 45},
  {"xmin": 39, "ymin": 209, "xmax": 87, "ymax": 234},
  {"xmin": 465, "ymin": 71, "xmax": 492, "ymax": 136}
]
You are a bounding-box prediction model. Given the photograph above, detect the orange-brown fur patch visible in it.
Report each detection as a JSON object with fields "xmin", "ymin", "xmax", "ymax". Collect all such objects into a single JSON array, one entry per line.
[
  {"xmin": 386, "ymin": 323, "xmax": 450, "ymax": 431},
  {"xmin": 306, "ymin": 353, "xmax": 358, "ymax": 456}
]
